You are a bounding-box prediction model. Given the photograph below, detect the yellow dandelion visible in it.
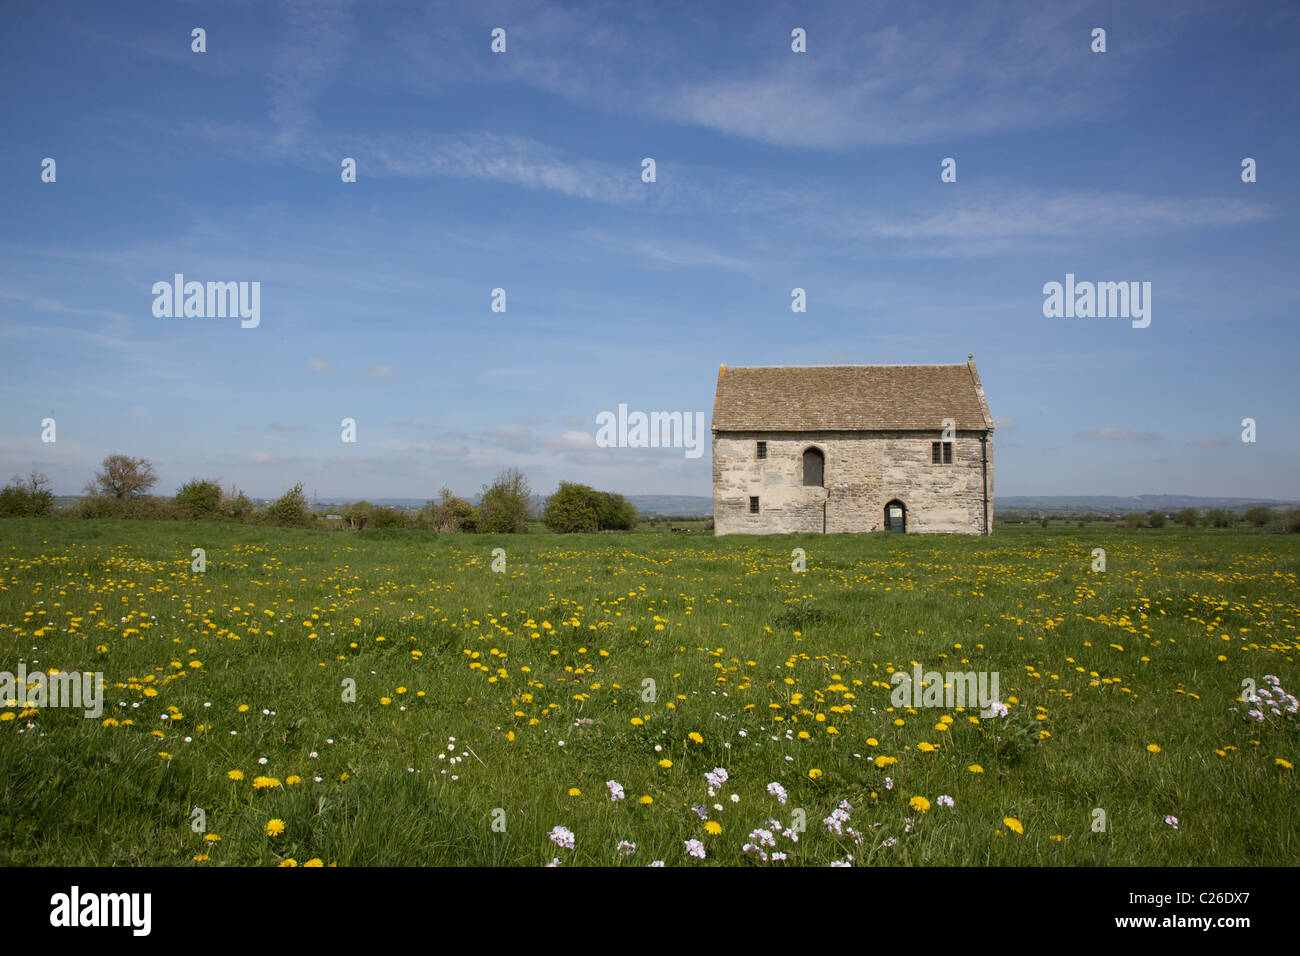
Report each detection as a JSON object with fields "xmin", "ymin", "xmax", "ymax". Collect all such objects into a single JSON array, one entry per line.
[
  {"xmin": 969, "ymin": 764, "xmax": 984, "ymax": 774},
  {"xmin": 204, "ymin": 834, "xmax": 221, "ymax": 842},
  {"xmin": 265, "ymin": 819, "xmax": 286, "ymax": 838},
  {"xmin": 704, "ymin": 821, "xmax": 722, "ymax": 836},
  {"xmin": 657, "ymin": 758, "xmax": 672, "ymax": 768},
  {"xmin": 1276, "ymin": 758, "xmax": 1294, "ymax": 770},
  {"xmin": 227, "ymin": 769, "xmax": 244, "ymax": 781},
  {"xmin": 639, "ymin": 795, "xmax": 653, "ymax": 805},
  {"xmin": 1146, "ymin": 744, "xmax": 1161, "ymax": 753},
  {"xmin": 304, "ymin": 858, "xmax": 324, "ymax": 867},
  {"xmin": 909, "ymin": 796, "xmax": 931, "ymax": 813},
  {"xmin": 688, "ymin": 732, "xmax": 703, "ymax": 744},
  {"xmin": 808, "ymin": 768, "xmax": 822, "ymax": 779},
  {"xmin": 568, "ymin": 787, "xmax": 581, "ymax": 797},
  {"xmin": 1003, "ymin": 817, "xmax": 1024, "ymax": 834}
]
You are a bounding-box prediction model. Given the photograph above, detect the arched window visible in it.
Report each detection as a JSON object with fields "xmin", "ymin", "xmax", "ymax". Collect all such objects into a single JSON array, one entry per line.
[
  {"xmin": 885, "ymin": 499, "xmax": 906, "ymax": 533},
  {"xmin": 802, "ymin": 447, "xmax": 824, "ymax": 487}
]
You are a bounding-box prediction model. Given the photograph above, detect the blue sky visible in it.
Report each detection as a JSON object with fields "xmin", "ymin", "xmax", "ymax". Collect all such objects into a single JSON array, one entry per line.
[{"xmin": 1, "ymin": 0, "xmax": 1297, "ymax": 502}]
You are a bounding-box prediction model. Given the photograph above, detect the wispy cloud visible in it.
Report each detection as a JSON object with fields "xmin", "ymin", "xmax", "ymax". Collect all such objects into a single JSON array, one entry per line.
[{"xmin": 1080, "ymin": 427, "xmax": 1160, "ymax": 441}]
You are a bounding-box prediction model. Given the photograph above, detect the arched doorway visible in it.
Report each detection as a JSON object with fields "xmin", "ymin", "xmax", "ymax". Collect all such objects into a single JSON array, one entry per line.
[
  {"xmin": 884, "ymin": 499, "xmax": 906, "ymax": 533},
  {"xmin": 802, "ymin": 447, "xmax": 824, "ymax": 487}
]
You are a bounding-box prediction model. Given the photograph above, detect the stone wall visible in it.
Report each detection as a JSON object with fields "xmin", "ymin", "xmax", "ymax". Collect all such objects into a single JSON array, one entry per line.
[{"xmin": 712, "ymin": 430, "xmax": 992, "ymax": 535}]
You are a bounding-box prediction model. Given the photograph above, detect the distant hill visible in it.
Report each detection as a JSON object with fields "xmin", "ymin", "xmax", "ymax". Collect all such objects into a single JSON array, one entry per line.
[
  {"xmin": 626, "ymin": 495, "xmax": 714, "ymax": 516},
  {"xmin": 998, "ymin": 495, "xmax": 1300, "ymax": 514},
  {"xmin": 113, "ymin": 492, "xmax": 1293, "ymax": 519}
]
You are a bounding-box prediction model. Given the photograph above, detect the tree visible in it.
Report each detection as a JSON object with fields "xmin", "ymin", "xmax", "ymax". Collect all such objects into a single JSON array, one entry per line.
[
  {"xmin": 1147, "ymin": 511, "xmax": 1166, "ymax": 528},
  {"xmin": 594, "ymin": 491, "xmax": 638, "ymax": 530},
  {"xmin": 1244, "ymin": 506, "xmax": 1272, "ymax": 528},
  {"xmin": 1124, "ymin": 513, "xmax": 1144, "ymax": 528},
  {"xmin": 86, "ymin": 454, "xmax": 158, "ymax": 499},
  {"xmin": 0, "ymin": 472, "xmax": 54, "ymax": 517},
  {"xmin": 175, "ymin": 478, "xmax": 222, "ymax": 517},
  {"xmin": 1203, "ymin": 508, "xmax": 1231, "ymax": 528},
  {"xmin": 1286, "ymin": 509, "xmax": 1300, "ymax": 534},
  {"xmin": 477, "ymin": 468, "xmax": 531, "ymax": 533},
  {"xmin": 544, "ymin": 482, "xmax": 600, "ymax": 533},
  {"xmin": 343, "ymin": 500, "xmax": 374, "ymax": 530},
  {"xmin": 268, "ymin": 482, "xmax": 310, "ymax": 526},
  {"xmin": 1174, "ymin": 507, "xmax": 1198, "ymax": 527},
  {"xmin": 431, "ymin": 488, "xmax": 478, "ymax": 533}
]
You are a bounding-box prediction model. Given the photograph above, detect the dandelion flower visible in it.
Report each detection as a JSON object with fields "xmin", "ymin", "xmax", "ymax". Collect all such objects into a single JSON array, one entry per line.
[
  {"xmin": 909, "ymin": 796, "xmax": 931, "ymax": 814},
  {"xmin": 704, "ymin": 821, "xmax": 722, "ymax": 836},
  {"xmin": 227, "ymin": 770, "xmax": 244, "ymax": 781},
  {"xmin": 1146, "ymin": 744, "xmax": 1161, "ymax": 753},
  {"xmin": 265, "ymin": 819, "xmax": 286, "ymax": 838},
  {"xmin": 1003, "ymin": 817, "xmax": 1023, "ymax": 834}
]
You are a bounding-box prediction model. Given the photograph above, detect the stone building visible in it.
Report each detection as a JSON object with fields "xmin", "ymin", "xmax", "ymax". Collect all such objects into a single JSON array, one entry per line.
[{"xmin": 711, "ymin": 357, "xmax": 994, "ymax": 535}]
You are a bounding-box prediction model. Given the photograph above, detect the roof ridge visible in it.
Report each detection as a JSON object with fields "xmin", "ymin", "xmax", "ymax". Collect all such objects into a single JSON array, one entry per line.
[{"xmin": 724, "ymin": 363, "xmax": 970, "ymax": 370}]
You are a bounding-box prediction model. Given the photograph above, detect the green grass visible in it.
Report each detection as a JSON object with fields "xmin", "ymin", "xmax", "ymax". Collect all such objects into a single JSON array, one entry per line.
[{"xmin": 0, "ymin": 517, "xmax": 1296, "ymax": 866}]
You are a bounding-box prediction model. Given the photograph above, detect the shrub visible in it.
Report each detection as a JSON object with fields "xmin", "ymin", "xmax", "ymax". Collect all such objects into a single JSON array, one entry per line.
[
  {"xmin": 72, "ymin": 495, "xmax": 179, "ymax": 520},
  {"xmin": 431, "ymin": 488, "xmax": 478, "ymax": 533},
  {"xmin": 1203, "ymin": 508, "xmax": 1231, "ymax": 528},
  {"xmin": 1285, "ymin": 510, "xmax": 1300, "ymax": 534},
  {"xmin": 545, "ymin": 483, "xmax": 640, "ymax": 532},
  {"xmin": 175, "ymin": 478, "xmax": 223, "ymax": 518},
  {"xmin": 544, "ymin": 482, "xmax": 600, "ymax": 533},
  {"xmin": 1039, "ymin": 517, "xmax": 1049, "ymax": 528},
  {"xmin": 1175, "ymin": 508, "xmax": 1199, "ymax": 527},
  {"xmin": 370, "ymin": 507, "xmax": 406, "ymax": 530},
  {"xmin": 1245, "ymin": 506, "xmax": 1272, "ymax": 528},
  {"xmin": 343, "ymin": 500, "xmax": 374, "ymax": 530},
  {"xmin": 1124, "ymin": 513, "xmax": 1144, "ymax": 529},
  {"xmin": 1147, "ymin": 511, "xmax": 1166, "ymax": 528},
  {"xmin": 220, "ymin": 486, "xmax": 253, "ymax": 520},
  {"xmin": 267, "ymin": 483, "xmax": 311, "ymax": 527},
  {"xmin": 0, "ymin": 472, "xmax": 54, "ymax": 517},
  {"xmin": 477, "ymin": 468, "xmax": 531, "ymax": 534},
  {"xmin": 594, "ymin": 491, "xmax": 638, "ymax": 531}
]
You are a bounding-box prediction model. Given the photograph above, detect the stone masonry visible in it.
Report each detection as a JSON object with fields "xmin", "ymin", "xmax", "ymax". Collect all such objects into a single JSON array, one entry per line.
[{"xmin": 711, "ymin": 360, "xmax": 995, "ymax": 535}]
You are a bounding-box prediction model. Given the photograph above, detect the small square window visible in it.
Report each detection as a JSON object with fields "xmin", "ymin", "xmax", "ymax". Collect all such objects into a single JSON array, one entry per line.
[
  {"xmin": 749, "ymin": 496, "xmax": 760, "ymax": 514},
  {"xmin": 756, "ymin": 441, "xmax": 767, "ymax": 460},
  {"xmin": 932, "ymin": 441, "xmax": 953, "ymax": 464}
]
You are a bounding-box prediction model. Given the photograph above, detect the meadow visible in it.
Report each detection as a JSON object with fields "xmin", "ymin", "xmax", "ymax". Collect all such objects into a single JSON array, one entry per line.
[{"xmin": 0, "ymin": 517, "xmax": 1296, "ymax": 866}]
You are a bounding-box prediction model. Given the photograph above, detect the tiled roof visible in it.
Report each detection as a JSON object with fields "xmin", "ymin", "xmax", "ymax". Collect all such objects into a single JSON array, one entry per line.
[{"xmin": 712, "ymin": 360, "xmax": 994, "ymax": 432}]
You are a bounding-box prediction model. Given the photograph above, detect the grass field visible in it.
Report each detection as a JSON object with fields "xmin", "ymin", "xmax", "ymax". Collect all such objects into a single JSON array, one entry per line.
[{"xmin": 0, "ymin": 517, "xmax": 1296, "ymax": 866}]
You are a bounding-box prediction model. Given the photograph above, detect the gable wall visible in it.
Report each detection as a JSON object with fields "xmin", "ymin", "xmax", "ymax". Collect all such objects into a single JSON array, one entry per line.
[{"xmin": 713, "ymin": 430, "xmax": 992, "ymax": 535}]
